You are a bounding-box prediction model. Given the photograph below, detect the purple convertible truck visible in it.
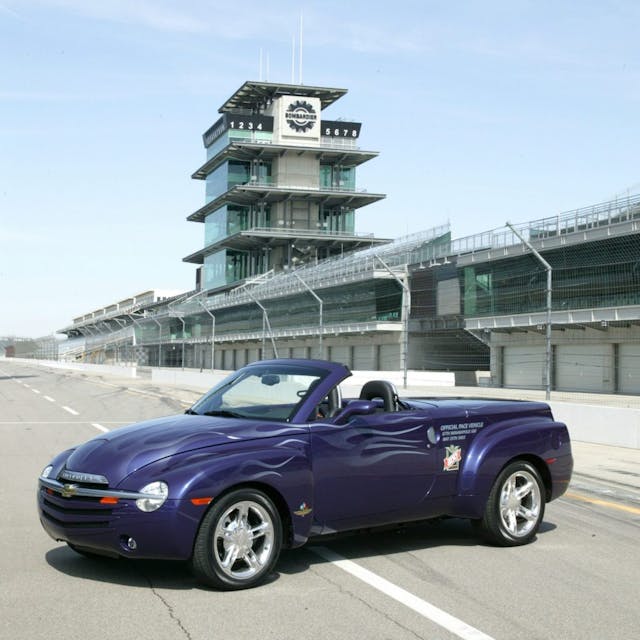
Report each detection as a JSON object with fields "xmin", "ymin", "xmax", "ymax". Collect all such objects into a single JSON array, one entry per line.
[{"xmin": 38, "ymin": 359, "xmax": 573, "ymax": 590}]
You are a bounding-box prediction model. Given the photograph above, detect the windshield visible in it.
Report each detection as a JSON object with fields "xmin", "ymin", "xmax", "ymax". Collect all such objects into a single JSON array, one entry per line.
[{"xmin": 189, "ymin": 363, "xmax": 328, "ymax": 422}]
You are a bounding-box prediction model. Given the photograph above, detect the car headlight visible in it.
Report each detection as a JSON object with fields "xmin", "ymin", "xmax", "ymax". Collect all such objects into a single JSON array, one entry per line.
[
  {"xmin": 136, "ymin": 481, "xmax": 169, "ymax": 512},
  {"xmin": 41, "ymin": 465, "xmax": 53, "ymax": 479}
]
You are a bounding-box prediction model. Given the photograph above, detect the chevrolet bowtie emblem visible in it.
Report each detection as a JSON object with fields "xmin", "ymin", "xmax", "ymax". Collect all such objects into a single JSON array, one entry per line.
[{"xmin": 61, "ymin": 483, "xmax": 79, "ymax": 498}]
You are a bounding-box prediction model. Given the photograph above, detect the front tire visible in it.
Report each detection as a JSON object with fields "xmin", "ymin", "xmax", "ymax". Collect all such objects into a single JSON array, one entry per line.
[
  {"xmin": 477, "ymin": 461, "xmax": 545, "ymax": 546},
  {"xmin": 191, "ymin": 488, "xmax": 282, "ymax": 590}
]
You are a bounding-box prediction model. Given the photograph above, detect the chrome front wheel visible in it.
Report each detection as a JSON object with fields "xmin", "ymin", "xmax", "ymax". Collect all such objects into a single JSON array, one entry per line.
[
  {"xmin": 213, "ymin": 500, "xmax": 275, "ymax": 580},
  {"xmin": 191, "ymin": 489, "xmax": 282, "ymax": 590}
]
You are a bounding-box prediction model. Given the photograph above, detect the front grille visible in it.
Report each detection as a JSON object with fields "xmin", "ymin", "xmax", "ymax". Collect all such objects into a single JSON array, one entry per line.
[
  {"xmin": 39, "ymin": 487, "xmax": 118, "ymax": 529},
  {"xmin": 42, "ymin": 496, "xmax": 113, "ymax": 518},
  {"xmin": 40, "ymin": 510, "xmax": 111, "ymax": 529}
]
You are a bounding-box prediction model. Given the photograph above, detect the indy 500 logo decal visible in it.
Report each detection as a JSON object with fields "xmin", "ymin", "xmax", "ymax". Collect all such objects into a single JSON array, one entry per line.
[
  {"xmin": 285, "ymin": 100, "xmax": 317, "ymax": 133},
  {"xmin": 443, "ymin": 445, "xmax": 462, "ymax": 471}
]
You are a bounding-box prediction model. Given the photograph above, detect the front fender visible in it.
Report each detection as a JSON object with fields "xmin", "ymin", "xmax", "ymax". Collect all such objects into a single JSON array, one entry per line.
[
  {"xmin": 121, "ymin": 435, "xmax": 314, "ymax": 551},
  {"xmin": 40, "ymin": 447, "xmax": 76, "ymax": 478}
]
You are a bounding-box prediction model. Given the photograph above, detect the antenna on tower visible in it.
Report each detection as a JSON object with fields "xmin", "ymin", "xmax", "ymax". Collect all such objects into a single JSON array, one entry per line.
[
  {"xmin": 298, "ymin": 11, "xmax": 303, "ymax": 84},
  {"xmin": 291, "ymin": 35, "xmax": 296, "ymax": 84},
  {"xmin": 259, "ymin": 47, "xmax": 270, "ymax": 82}
]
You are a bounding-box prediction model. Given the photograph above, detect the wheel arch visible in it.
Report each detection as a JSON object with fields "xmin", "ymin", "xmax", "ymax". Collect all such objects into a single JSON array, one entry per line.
[
  {"xmin": 193, "ymin": 481, "xmax": 294, "ymax": 553},
  {"xmin": 478, "ymin": 453, "xmax": 552, "ymax": 501},
  {"xmin": 456, "ymin": 451, "xmax": 552, "ymax": 519},
  {"xmin": 506, "ymin": 454, "xmax": 552, "ymax": 502},
  {"xmin": 473, "ymin": 456, "xmax": 548, "ymax": 546}
]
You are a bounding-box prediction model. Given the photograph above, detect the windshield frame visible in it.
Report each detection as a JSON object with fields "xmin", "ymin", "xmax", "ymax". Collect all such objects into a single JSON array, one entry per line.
[{"xmin": 189, "ymin": 362, "xmax": 332, "ymax": 423}]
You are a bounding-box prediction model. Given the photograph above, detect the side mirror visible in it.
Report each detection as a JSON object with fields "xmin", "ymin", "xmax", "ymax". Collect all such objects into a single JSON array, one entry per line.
[{"xmin": 333, "ymin": 399, "xmax": 376, "ymax": 424}]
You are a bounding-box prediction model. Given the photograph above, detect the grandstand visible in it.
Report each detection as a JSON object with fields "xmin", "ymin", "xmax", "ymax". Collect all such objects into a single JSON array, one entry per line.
[
  {"xmin": 52, "ymin": 79, "xmax": 640, "ymax": 394},
  {"xmin": 1, "ymin": 335, "xmax": 60, "ymax": 360},
  {"xmin": 54, "ymin": 191, "xmax": 640, "ymax": 394}
]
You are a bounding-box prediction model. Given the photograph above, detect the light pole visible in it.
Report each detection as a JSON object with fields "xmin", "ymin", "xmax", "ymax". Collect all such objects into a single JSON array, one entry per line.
[
  {"xmin": 241, "ymin": 287, "xmax": 279, "ymax": 359},
  {"xmin": 506, "ymin": 222, "xmax": 552, "ymax": 400},
  {"xmin": 198, "ymin": 299, "xmax": 216, "ymax": 370},
  {"xmin": 375, "ymin": 255, "xmax": 410, "ymax": 389},
  {"xmin": 293, "ymin": 271, "xmax": 323, "ymax": 358},
  {"xmin": 167, "ymin": 298, "xmax": 186, "ymax": 370}
]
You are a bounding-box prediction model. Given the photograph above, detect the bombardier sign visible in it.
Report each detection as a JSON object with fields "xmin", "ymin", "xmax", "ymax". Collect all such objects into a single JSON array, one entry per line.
[
  {"xmin": 285, "ymin": 100, "xmax": 318, "ymax": 133},
  {"xmin": 279, "ymin": 95, "xmax": 321, "ymax": 139}
]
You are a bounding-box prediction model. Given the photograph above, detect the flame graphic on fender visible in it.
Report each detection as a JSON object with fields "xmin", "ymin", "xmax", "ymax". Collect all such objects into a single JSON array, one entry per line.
[
  {"xmin": 239, "ymin": 456, "xmax": 297, "ymax": 479},
  {"xmin": 315, "ymin": 423, "xmax": 429, "ymax": 466}
]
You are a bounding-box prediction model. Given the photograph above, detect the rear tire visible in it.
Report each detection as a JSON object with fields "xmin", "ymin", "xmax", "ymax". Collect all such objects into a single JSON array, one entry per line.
[
  {"xmin": 476, "ymin": 461, "xmax": 545, "ymax": 546},
  {"xmin": 191, "ymin": 488, "xmax": 282, "ymax": 590}
]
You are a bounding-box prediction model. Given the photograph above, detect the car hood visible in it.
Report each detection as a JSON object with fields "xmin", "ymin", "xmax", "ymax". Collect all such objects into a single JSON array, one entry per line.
[{"xmin": 63, "ymin": 414, "xmax": 306, "ymax": 485}]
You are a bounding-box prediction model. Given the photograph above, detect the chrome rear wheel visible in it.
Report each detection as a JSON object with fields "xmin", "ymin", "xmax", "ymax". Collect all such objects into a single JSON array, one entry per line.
[
  {"xmin": 498, "ymin": 468, "xmax": 542, "ymax": 539},
  {"xmin": 477, "ymin": 461, "xmax": 545, "ymax": 546}
]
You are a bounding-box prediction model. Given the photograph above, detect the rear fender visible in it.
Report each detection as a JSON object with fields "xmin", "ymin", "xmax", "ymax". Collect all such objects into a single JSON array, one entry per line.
[{"xmin": 456, "ymin": 418, "xmax": 572, "ymax": 516}]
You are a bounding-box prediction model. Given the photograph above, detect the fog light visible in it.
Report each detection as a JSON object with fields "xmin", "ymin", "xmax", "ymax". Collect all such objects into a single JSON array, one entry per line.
[{"xmin": 127, "ymin": 537, "xmax": 137, "ymax": 550}]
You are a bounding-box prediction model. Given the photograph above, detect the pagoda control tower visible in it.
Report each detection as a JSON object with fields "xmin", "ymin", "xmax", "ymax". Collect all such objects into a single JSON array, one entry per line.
[{"xmin": 183, "ymin": 81, "xmax": 387, "ymax": 292}]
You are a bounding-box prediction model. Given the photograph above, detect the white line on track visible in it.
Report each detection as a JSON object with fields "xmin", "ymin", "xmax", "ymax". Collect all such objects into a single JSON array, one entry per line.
[
  {"xmin": 31, "ymin": 388, "xmax": 41, "ymax": 394},
  {"xmin": 43, "ymin": 396, "xmax": 55, "ymax": 402},
  {"xmin": 91, "ymin": 423, "xmax": 109, "ymax": 432},
  {"xmin": 311, "ymin": 546, "xmax": 495, "ymax": 640},
  {"xmin": 0, "ymin": 421, "xmax": 132, "ymax": 424},
  {"xmin": 62, "ymin": 406, "xmax": 79, "ymax": 416}
]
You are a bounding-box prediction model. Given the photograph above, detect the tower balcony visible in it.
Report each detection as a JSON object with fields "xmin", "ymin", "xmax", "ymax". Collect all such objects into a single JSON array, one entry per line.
[
  {"xmin": 187, "ymin": 183, "xmax": 385, "ymax": 223},
  {"xmin": 182, "ymin": 226, "xmax": 390, "ymax": 264},
  {"xmin": 191, "ymin": 140, "xmax": 379, "ymax": 180}
]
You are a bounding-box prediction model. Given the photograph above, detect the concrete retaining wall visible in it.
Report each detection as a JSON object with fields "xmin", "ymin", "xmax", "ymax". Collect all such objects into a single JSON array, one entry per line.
[
  {"xmin": 150, "ymin": 367, "xmax": 456, "ymax": 393},
  {"xmin": 4, "ymin": 358, "xmax": 639, "ymax": 449},
  {"xmin": 151, "ymin": 368, "xmax": 229, "ymax": 390},
  {"xmin": 4, "ymin": 358, "xmax": 137, "ymax": 378},
  {"xmin": 550, "ymin": 401, "xmax": 640, "ymax": 449}
]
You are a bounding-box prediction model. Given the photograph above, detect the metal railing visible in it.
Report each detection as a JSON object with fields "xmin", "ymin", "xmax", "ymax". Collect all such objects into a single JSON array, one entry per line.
[
  {"xmin": 240, "ymin": 180, "xmax": 373, "ymax": 194},
  {"xmin": 447, "ymin": 193, "xmax": 640, "ymax": 258},
  {"xmin": 176, "ymin": 223, "xmax": 451, "ymax": 317},
  {"xmin": 236, "ymin": 226, "xmax": 377, "ymax": 239},
  {"xmin": 227, "ymin": 133, "xmax": 361, "ymax": 152}
]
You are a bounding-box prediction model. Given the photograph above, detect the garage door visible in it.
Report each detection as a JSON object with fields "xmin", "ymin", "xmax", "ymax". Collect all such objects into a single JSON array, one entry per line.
[
  {"xmin": 353, "ymin": 345, "xmax": 377, "ymax": 370},
  {"xmin": 291, "ymin": 346, "xmax": 309, "ymax": 359},
  {"xmin": 329, "ymin": 345, "xmax": 351, "ymax": 367},
  {"xmin": 503, "ymin": 346, "xmax": 545, "ymax": 389},
  {"xmin": 235, "ymin": 349, "xmax": 247, "ymax": 368},
  {"xmin": 222, "ymin": 350, "xmax": 235, "ymax": 370},
  {"xmin": 379, "ymin": 343, "xmax": 400, "ymax": 370},
  {"xmin": 555, "ymin": 344, "xmax": 614, "ymax": 393},
  {"xmin": 618, "ymin": 344, "xmax": 640, "ymax": 394}
]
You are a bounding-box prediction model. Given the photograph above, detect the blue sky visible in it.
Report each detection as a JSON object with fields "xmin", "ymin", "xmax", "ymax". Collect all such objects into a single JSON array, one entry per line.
[{"xmin": 1, "ymin": 0, "xmax": 639, "ymax": 337}]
